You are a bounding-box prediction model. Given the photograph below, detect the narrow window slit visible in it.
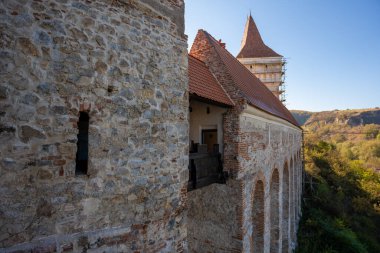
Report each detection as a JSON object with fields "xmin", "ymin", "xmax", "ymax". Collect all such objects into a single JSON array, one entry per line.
[{"xmin": 75, "ymin": 111, "xmax": 89, "ymax": 175}]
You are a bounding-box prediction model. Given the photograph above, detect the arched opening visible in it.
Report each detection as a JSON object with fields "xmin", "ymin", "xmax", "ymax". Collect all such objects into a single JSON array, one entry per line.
[
  {"xmin": 297, "ymin": 157, "xmax": 299, "ymax": 218},
  {"xmin": 270, "ymin": 169, "xmax": 280, "ymax": 253},
  {"xmin": 282, "ymin": 164, "xmax": 290, "ymax": 253},
  {"xmin": 294, "ymin": 155, "xmax": 298, "ymax": 220},
  {"xmin": 297, "ymin": 155, "xmax": 301, "ymax": 218},
  {"xmin": 298, "ymin": 151, "xmax": 303, "ymax": 217},
  {"xmin": 252, "ymin": 180, "xmax": 265, "ymax": 253},
  {"xmin": 290, "ymin": 158, "xmax": 295, "ymax": 242},
  {"xmin": 75, "ymin": 111, "xmax": 89, "ymax": 175}
]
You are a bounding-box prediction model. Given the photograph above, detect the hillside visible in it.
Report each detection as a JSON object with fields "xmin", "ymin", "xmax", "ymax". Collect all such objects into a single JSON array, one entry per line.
[
  {"xmin": 304, "ymin": 108, "xmax": 380, "ymax": 126},
  {"xmin": 290, "ymin": 110, "xmax": 314, "ymax": 125},
  {"xmin": 298, "ymin": 108, "xmax": 380, "ymax": 171},
  {"xmin": 301, "ymin": 109, "xmax": 380, "ymax": 142},
  {"xmin": 296, "ymin": 108, "xmax": 380, "ymax": 253},
  {"xmin": 291, "ymin": 108, "xmax": 380, "ymax": 127}
]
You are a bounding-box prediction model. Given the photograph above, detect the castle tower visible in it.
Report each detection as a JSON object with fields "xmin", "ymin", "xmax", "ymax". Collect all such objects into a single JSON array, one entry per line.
[{"xmin": 237, "ymin": 14, "xmax": 286, "ymax": 101}]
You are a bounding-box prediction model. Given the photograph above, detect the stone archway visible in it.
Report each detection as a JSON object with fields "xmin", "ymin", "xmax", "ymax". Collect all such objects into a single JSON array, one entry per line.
[
  {"xmin": 294, "ymin": 154, "xmax": 298, "ymax": 220},
  {"xmin": 270, "ymin": 169, "xmax": 280, "ymax": 253},
  {"xmin": 289, "ymin": 158, "xmax": 295, "ymax": 243},
  {"xmin": 252, "ymin": 180, "xmax": 265, "ymax": 253},
  {"xmin": 298, "ymin": 149, "xmax": 302, "ymax": 218},
  {"xmin": 282, "ymin": 163, "xmax": 290, "ymax": 253},
  {"xmin": 296, "ymin": 151, "xmax": 300, "ymax": 219}
]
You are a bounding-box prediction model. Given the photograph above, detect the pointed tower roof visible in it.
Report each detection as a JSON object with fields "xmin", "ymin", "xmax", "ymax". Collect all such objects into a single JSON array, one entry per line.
[{"xmin": 237, "ymin": 15, "xmax": 281, "ymax": 58}]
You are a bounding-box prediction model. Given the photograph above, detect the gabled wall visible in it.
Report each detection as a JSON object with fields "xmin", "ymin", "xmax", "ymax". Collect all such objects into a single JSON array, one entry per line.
[
  {"xmin": 190, "ymin": 31, "xmax": 244, "ymax": 104},
  {"xmin": 0, "ymin": 1, "xmax": 188, "ymax": 252}
]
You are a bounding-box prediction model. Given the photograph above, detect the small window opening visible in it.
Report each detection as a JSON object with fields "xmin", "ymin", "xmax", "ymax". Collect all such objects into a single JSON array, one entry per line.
[
  {"xmin": 107, "ymin": 85, "xmax": 115, "ymax": 94},
  {"xmin": 76, "ymin": 111, "xmax": 89, "ymax": 175}
]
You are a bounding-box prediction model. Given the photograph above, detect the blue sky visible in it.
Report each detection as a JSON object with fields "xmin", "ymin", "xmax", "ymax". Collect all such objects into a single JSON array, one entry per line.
[{"xmin": 185, "ymin": 0, "xmax": 380, "ymax": 112}]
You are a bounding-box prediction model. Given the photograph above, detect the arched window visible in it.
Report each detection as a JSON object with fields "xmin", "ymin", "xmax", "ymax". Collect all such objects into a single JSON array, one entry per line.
[
  {"xmin": 270, "ymin": 169, "xmax": 280, "ymax": 253},
  {"xmin": 75, "ymin": 112, "xmax": 89, "ymax": 175},
  {"xmin": 252, "ymin": 180, "xmax": 265, "ymax": 252},
  {"xmin": 282, "ymin": 164, "xmax": 290, "ymax": 252},
  {"xmin": 290, "ymin": 158, "xmax": 295, "ymax": 242}
]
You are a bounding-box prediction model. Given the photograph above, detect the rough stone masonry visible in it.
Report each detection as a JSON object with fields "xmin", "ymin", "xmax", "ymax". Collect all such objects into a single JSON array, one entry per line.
[{"xmin": 0, "ymin": 0, "xmax": 188, "ymax": 252}]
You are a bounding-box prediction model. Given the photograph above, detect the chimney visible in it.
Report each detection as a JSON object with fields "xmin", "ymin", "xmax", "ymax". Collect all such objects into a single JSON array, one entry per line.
[{"xmin": 218, "ymin": 39, "xmax": 226, "ymax": 48}]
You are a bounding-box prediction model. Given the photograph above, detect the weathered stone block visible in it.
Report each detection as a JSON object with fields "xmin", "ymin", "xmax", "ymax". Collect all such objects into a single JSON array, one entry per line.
[
  {"xmin": 17, "ymin": 37, "xmax": 39, "ymax": 57},
  {"xmin": 0, "ymin": 85, "xmax": 9, "ymax": 99},
  {"xmin": 19, "ymin": 125, "xmax": 45, "ymax": 143},
  {"xmin": 20, "ymin": 93, "xmax": 40, "ymax": 105}
]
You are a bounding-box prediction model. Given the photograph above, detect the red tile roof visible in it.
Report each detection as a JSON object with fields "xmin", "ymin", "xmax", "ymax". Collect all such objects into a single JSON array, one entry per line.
[
  {"xmin": 237, "ymin": 15, "xmax": 281, "ymax": 58},
  {"xmin": 192, "ymin": 30, "xmax": 299, "ymax": 127},
  {"xmin": 188, "ymin": 54, "xmax": 234, "ymax": 106}
]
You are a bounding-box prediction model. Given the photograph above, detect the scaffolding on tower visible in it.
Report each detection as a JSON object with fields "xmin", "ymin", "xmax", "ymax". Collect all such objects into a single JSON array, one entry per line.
[{"xmin": 280, "ymin": 58, "xmax": 287, "ymax": 103}]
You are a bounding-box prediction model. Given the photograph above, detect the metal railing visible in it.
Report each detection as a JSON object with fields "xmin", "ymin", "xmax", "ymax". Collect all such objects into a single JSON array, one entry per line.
[{"xmin": 188, "ymin": 152, "xmax": 227, "ymax": 191}]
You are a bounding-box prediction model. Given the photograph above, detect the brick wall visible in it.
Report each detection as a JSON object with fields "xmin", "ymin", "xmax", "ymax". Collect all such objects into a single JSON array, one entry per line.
[
  {"xmin": 282, "ymin": 164, "xmax": 290, "ymax": 252},
  {"xmin": 252, "ymin": 179, "xmax": 265, "ymax": 252}
]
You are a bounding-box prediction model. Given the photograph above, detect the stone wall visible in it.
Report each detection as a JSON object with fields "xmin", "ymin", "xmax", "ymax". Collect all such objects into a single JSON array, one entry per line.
[
  {"xmin": 0, "ymin": 0, "xmax": 188, "ymax": 252},
  {"xmin": 187, "ymin": 182, "xmax": 241, "ymax": 253},
  {"xmin": 188, "ymin": 105, "xmax": 303, "ymax": 253},
  {"xmin": 233, "ymin": 108, "xmax": 303, "ymax": 253}
]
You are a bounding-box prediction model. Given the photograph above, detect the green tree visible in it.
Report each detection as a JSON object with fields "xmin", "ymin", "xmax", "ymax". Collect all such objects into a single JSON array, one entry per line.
[
  {"xmin": 364, "ymin": 124, "xmax": 380, "ymax": 140},
  {"xmin": 297, "ymin": 128, "xmax": 380, "ymax": 253}
]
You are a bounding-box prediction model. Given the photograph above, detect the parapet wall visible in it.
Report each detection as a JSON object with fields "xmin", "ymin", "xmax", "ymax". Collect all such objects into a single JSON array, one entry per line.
[
  {"xmin": 0, "ymin": 0, "xmax": 188, "ymax": 252},
  {"xmin": 236, "ymin": 109, "xmax": 302, "ymax": 252}
]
